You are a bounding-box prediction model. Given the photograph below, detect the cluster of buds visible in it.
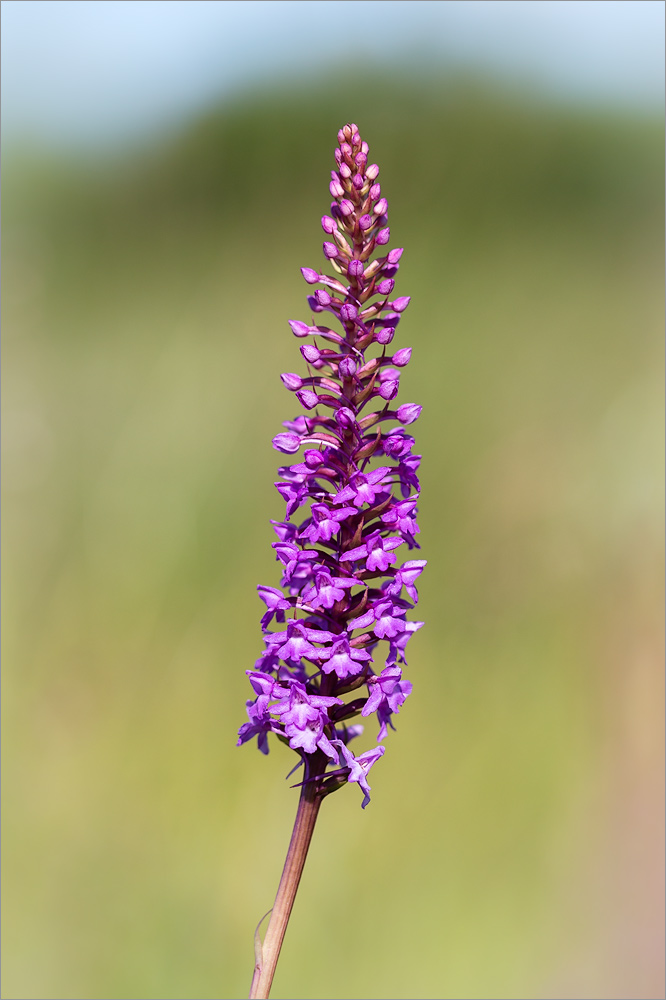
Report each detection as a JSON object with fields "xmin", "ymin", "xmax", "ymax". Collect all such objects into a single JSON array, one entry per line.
[{"xmin": 238, "ymin": 123, "xmax": 425, "ymax": 808}]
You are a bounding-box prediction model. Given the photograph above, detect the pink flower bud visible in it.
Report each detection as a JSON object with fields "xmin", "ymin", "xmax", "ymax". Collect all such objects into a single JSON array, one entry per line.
[
  {"xmin": 391, "ymin": 348, "xmax": 412, "ymax": 367},
  {"xmin": 289, "ymin": 320, "xmax": 311, "ymax": 337},
  {"xmin": 272, "ymin": 432, "xmax": 301, "ymax": 453},
  {"xmin": 375, "ymin": 326, "xmax": 395, "ymax": 345},
  {"xmin": 281, "ymin": 372, "xmax": 303, "ymax": 391},
  {"xmin": 338, "ymin": 357, "xmax": 357, "ymax": 378},
  {"xmin": 297, "ymin": 389, "xmax": 320, "ymax": 409},
  {"xmin": 378, "ymin": 380, "xmax": 399, "ymax": 400},
  {"xmin": 300, "ymin": 345, "xmax": 321, "ymax": 363},
  {"xmin": 397, "ymin": 403, "xmax": 422, "ymax": 425}
]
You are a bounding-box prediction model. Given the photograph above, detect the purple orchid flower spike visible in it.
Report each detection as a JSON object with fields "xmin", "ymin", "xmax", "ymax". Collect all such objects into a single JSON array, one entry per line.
[{"xmin": 242, "ymin": 124, "xmax": 426, "ymax": 1000}]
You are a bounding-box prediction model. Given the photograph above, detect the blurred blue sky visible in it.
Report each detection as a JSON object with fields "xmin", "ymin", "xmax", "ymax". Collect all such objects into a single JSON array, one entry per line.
[{"xmin": 1, "ymin": 0, "xmax": 664, "ymax": 148}]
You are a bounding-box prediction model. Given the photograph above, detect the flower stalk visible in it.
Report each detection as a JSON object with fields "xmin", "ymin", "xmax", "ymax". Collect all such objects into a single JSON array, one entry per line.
[
  {"xmin": 239, "ymin": 123, "xmax": 425, "ymax": 998},
  {"xmin": 249, "ymin": 757, "xmax": 324, "ymax": 999}
]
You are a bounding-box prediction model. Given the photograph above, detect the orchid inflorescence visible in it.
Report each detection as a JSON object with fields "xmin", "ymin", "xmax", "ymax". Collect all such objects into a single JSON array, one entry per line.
[{"xmin": 238, "ymin": 122, "xmax": 425, "ymax": 809}]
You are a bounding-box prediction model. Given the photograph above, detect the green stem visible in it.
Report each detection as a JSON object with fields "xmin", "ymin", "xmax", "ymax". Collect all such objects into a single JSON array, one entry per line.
[{"xmin": 249, "ymin": 763, "xmax": 324, "ymax": 999}]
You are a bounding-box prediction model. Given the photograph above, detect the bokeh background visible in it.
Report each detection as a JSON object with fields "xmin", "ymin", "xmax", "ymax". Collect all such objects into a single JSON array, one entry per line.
[{"xmin": 2, "ymin": 2, "xmax": 664, "ymax": 999}]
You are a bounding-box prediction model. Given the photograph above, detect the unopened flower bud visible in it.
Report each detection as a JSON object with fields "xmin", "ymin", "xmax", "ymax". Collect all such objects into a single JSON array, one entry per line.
[
  {"xmin": 272, "ymin": 432, "xmax": 301, "ymax": 453},
  {"xmin": 397, "ymin": 403, "xmax": 422, "ymax": 424},
  {"xmin": 338, "ymin": 357, "xmax": 357, "ymax": 378},
  {"xmin": 375, "ymin": 326, "xmax": 395, "ymax": 345},
  {"xmin": 335, "ymin": 406, "xmax": 356, "ymax": 428},
  {"xmin": 321, "ymin": 216, "xmax": 336, "ymax": 234},
  {"xmin": 297, "ymin": 389, "xmax": 320, "ymax": 409},
  {"xmin": 289, "ymin": 320, "xmax": 311, "ymax": 337},
  {"xmin": 375, "ymin": 227, "xmax": 390, "ymax": 245},
  {"xmin": 301, "ymin": 345, "xmax": 322, "ymax": 363},
  {"xmin": 391, "ymin": 347, "xmax": 412, "ymax": 366},
  {"xmin": 304, "ymin": 449, "xmax": 325, "ymax": 468},
  {"xmin": 378, "ymin": 380, "xmax": 399, "ymax": 400},
  {"xmin": 281, "ymin": 372, "xmax": 303, "ymax": 391}
]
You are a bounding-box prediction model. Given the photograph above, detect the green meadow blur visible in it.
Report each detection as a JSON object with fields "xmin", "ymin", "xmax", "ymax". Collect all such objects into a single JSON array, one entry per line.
[{"xmin": 2, "ymin": 77, "xmax": 664, "ymax": 1000}]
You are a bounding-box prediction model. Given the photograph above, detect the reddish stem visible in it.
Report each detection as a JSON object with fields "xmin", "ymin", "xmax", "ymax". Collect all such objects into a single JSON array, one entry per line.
[{"xmin": 249, "ymin": 760, "xmax": 324, "ymax": 999}]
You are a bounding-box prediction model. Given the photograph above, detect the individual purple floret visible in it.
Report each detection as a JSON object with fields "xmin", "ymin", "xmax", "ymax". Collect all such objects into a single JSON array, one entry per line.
[{"xmin": 238, "ymin": 123, "xmax": 425, "ymax": 809}]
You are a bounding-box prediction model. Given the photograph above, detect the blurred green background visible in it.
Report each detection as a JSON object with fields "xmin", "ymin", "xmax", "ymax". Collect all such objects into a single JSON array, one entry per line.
[{"xmin": 2, "ymin": 69, "xmax": 664, "ymax": 1000}]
